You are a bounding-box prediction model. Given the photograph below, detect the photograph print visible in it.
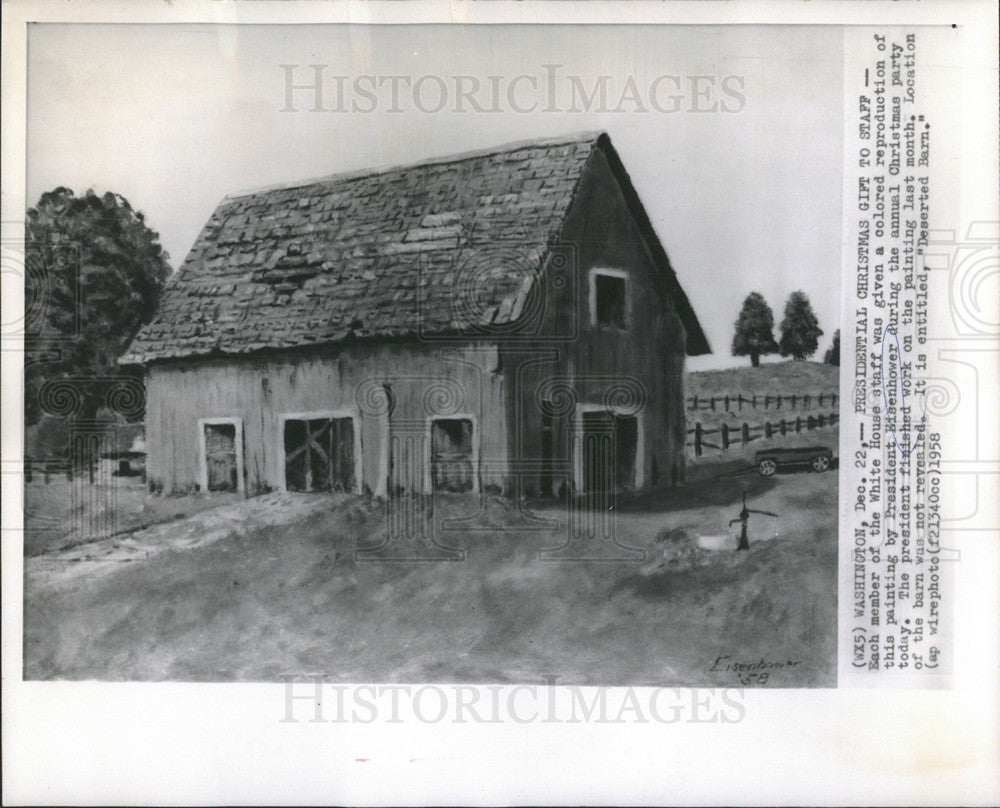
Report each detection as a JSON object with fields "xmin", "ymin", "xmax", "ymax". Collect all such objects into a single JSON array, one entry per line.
[{"xmin": 23, "ymin": 23, "xmax": 842, "ymax": 686}]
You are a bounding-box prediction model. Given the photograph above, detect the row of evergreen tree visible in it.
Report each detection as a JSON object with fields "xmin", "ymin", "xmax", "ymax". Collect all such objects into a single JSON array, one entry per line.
[{"xmin": 731, "ymin": 291, "xmax": 839, "ymax": 367}]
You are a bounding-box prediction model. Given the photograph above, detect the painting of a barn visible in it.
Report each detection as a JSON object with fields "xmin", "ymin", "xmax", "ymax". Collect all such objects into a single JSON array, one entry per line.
[{"xmin": 121, "ymin": 132, "xmax": 710, "ymax": 498}]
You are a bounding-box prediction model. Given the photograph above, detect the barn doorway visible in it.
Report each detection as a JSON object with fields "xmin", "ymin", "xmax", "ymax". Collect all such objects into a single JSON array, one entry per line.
[
  {"xmin": 283, "ymin": 416, "xmax": 356, "ymax": 493},
  {"xmin": 199, "ymin": 418, "xmax": 244, "ymax": 494},
  {"xmin": 581, "ymin": 411, "xmax": 638, "ymax": 494},
  {"xmin": 430, "ymin": 417, "xmax": 475, "ymax": 493}
]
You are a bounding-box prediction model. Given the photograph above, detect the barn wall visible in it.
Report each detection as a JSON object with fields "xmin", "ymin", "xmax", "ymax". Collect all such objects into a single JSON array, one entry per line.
[
  {"xmin": 146, "ymin": 342, "xmax": 507, "ymax": 495},
  {"xmin": 501, "ymin": 148, "xmax": 688, "ymax": 494}
]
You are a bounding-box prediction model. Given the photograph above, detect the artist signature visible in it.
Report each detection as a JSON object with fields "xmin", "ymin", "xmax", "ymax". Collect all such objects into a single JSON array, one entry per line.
[{"xmin": 709, "ymin": 655, "xmax": 802, "ymax": 686}]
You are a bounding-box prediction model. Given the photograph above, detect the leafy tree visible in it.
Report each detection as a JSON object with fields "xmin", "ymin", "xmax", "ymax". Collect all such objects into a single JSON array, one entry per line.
[
  {"xmin": 778, "ymin": 291, "xmax": 823, "ymax": 361},
  {"xmin": 25, "ymin": 188, "xmax": 171, "ymax": 423},
  {"xmin": 731, "ymin": 292, "xmax": 779, "ymax": 367},
  {"xmin": 824, "ymin": 329, "xmax": 840, "ymax": 366}
]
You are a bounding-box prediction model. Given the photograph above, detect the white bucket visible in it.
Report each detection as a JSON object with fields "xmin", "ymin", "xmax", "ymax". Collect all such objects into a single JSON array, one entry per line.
[{"xmin": 697, "ymin": 533, "xmax": 734, "ymax": 551}]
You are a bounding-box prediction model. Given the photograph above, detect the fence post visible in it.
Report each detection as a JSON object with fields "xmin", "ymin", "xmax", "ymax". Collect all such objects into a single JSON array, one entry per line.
[
  {"xmin": 710, "ymin": 396, "xmax": 716, "ymax": 412},
  {"xmin": 738, "ymin": 394, "xmax": 743, "ymax": 411},
  {"xmin": 752, "ymin": 395, "xmax": 757, "ymax": 409},
  {"xmin": 764, "ymin": 394, "xmax": 770, "ymax": 409},
  {"xmin": 694, "ymin": 422, "xmax": 703, "ymax": 456},
  {"xmin": 742, "ymin": 423, "xmax": 750, "ymax": 445},
  {"xmin": 808, "ymin": 415, "xmax": 815, "ymax": 430},
  {"xmin": 804, "ymin": 394, "xmax": 810, "ymax": 410},
  {"xmin": 692, "ymin": 394, "xmax": 698, "ymax": 410},
  {"xmin": 724, "ymin": 395, "xmax": 730, "ymax": 412},
  {"xmin": 721, "ymin": 423, "xmax": 729, "ymax": 451},
  {"xmin": 776, "ymin": 395, "xmax": 781, "ymax": 410},
  {"xmin": 818, "ymin": 393, "xmax": 824, "ymax": 407},
  {"xmin": 765, "ymin": 421, "xmax": 772, "ymax": 439},
  {"xmin": 780, "ymin": 419, "xmax": 786, "ymax": 436},
  {"xmin": 818, "ymin": 413, "xmax": 825, "ymax": 428},
  {"xmin": 795, "ymin": 417, "xmax": 802, "ymax": 433}
]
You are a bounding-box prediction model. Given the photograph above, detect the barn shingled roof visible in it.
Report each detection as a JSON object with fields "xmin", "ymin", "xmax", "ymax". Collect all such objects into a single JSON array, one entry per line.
[{"xmin": 121, "ymin": 132, "xmax": 709, "ymax": 364}]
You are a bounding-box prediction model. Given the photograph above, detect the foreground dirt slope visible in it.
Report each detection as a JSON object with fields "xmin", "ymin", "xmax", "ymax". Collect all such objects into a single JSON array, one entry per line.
[{"xmin": 24, "ymin": 474, "xmax": 836, "ymax": 686}]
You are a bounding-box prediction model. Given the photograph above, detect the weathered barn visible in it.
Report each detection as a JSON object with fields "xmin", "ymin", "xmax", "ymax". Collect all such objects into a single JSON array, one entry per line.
[{"xmin": 121, "ymin": 132, "xmax": 710, "ymax": 497}]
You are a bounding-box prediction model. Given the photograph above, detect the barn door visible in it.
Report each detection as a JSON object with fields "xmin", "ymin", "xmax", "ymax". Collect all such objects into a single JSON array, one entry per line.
[
  {"xmin": 430, "ymin": 418, "xmax": 474, "ymax": 493},
  {"xmin": 613, "ymin": 415, "xmax": 638, "ymax": 490},
  {"xmin": 284, "ymin": 417, "xmax": 355, "ymax": 492},
  {"xmin": 581, "ymin": 411, "xmax": 614, "ymax": 495},
  {"xmin": 581, "ymin": 411, "xmax": 637, "ymax": 494},
  {"xmin": 204, "ymin": 422, "xmax": 238, "ymax": 492}
]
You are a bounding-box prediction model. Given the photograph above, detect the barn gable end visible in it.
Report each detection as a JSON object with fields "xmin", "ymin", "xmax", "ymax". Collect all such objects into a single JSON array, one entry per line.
[{"xmin": 500, "ymin": 140, "xmax": 696, "ymax": 496}]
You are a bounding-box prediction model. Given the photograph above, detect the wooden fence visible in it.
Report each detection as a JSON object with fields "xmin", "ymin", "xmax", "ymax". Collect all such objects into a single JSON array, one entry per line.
[
  {"xmin": 686, "ymin": 392, "xmax": 838, "ymax": 413},
  {"xmin": 687, "ymin": 412, "xmax": 839, "ymax": 456}
]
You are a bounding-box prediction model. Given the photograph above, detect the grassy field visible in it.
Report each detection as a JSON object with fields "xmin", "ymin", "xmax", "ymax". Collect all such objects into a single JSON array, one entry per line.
[
  {"xmin": 686, "ymin": 360, "xmax": 839, "ymax": 399},
  {"xmin": 684, "ymin": 360, "xmax": 840, "ymax": 471},
  {"xmin": 24, "ymin": 469, "xmax": 837, "ymax": 686}
]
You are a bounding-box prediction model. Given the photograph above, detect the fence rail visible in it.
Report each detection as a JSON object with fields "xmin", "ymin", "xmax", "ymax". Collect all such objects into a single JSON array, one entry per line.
[
  {"xmin": 687, "ymin": 412, "xmax": 839, "ymax": 456},
  {"xmin": 686, "ymin": 392, "xmax": 838, "ymax": 413}
]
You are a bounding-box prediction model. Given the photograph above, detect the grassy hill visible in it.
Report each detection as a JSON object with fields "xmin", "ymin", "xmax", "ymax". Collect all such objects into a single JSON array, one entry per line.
[
  {"xmin": 25, "ymin": 481, "xmax": 836, "ymax": 686},
  {"xmin": 686, "ymin": 360, "xmax": 839, "ymax": 400},
  {"xmin": 683, "ymin": 361, "xmax": 840, "ymax": 463}
]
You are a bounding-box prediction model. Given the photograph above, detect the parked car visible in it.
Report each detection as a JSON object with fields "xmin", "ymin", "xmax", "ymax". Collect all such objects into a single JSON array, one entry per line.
[{"xmin": 754, "ymin": 445, "xmax": 833, "ymax": 476}]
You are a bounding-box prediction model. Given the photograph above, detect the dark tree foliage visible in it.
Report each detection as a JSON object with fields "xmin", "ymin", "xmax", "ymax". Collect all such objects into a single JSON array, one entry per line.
[
  {"xmin": 778, "ymin": 291, "xmax": 824, "ymax": 361},
  {"xmin": 824, "ymin": 329, "xmax": 841, "ymax": 366},
  {"xmin": 24, "ymin": 188, "xmax": 171, "ymax": 423},
  {"xmin": 731, "ymin": 292, "xmax": 779, "ymax": 367}
]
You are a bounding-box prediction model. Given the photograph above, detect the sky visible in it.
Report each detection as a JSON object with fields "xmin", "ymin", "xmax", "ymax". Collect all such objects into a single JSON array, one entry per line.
[{"xmin": 27, "ymin": 23, "xmax": 843, "ymax": 370}]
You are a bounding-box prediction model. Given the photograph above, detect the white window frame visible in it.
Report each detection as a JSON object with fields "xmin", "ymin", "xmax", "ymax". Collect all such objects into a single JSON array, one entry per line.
[
  {"xmin": 197, "ymin": 416, "xmax": 245, "ymax": 495},
  {"xmin": 572, "ymin": 403, "xmax": 645, "ymax": 492},
  {"xmin": 276, "ymin": 409, "xmax": 363, "ymax": 494},
  {"xmin": 376, "ymin": 411, "xmax": 390, "ymax": 499},
  {"xmin": 589, "ymin": 267, "xmax": 630, "ymax": 329},
  {"xmin": 425, "ymin": 413, "xmax": 480, "ymax": 494}
]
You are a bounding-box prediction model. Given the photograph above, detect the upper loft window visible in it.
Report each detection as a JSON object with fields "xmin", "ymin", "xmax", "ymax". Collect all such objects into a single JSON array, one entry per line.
[{"xmin": 590, "ymin": 268, "xmax": 629, "ymax": 329}]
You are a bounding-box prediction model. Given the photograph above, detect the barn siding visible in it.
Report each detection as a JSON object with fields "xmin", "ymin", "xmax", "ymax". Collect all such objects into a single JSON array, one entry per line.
[
  {"xmin": 146, "ymin": 342, "xmax": 506, "ymax": 495},
  {"xmin": 501, "ymin": 147, "xmax": 688, "ymax": 494}
]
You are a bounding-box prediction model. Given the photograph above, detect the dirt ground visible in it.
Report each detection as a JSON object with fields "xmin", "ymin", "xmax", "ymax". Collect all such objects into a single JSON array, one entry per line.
[{"xmin": 23, "ymin": 462, "xmax": 837, "ymax": 686}]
